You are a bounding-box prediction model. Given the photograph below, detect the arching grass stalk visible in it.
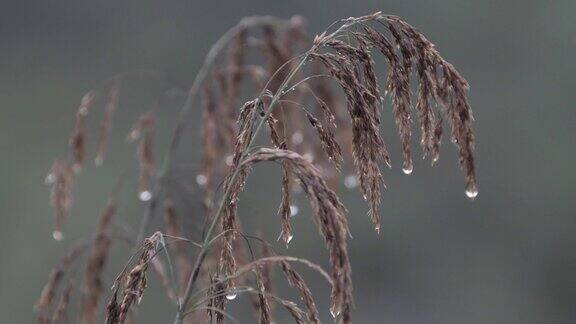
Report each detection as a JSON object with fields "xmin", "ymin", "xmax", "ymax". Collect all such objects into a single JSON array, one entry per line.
[{"xmin": 39, "ymin": 9, "xmax": 479, "ymax": 323}]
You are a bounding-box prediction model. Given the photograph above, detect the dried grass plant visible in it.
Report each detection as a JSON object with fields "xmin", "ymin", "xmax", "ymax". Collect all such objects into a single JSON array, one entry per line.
[{"xmin": 38, "ymin": 11, "xmax": 477, "ymax": 323}]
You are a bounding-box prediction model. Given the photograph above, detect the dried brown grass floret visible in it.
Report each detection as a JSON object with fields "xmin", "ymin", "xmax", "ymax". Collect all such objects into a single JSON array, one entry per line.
[
  {"xmin": 46, "ymin": 159, "xmax": 75, "ymax": 241},
  {"xmin": 241, "ymin": 148, "xmax": 352, "ymax": 322},
  {"xmin": 81, "ymin": 200, "xmax": 115, "ymax": 324}
]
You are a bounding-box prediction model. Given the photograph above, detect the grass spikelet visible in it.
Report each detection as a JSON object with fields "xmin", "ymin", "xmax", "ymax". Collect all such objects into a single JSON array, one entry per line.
[
  {"xmin": 218, "ymin": 99, "xmax": 259, "ymax": 291},
  {"xmin": 69, "ymin": 91, "xmax": 96, "ymax": 173},
  {"xmin": 280, "ymin": 261, "xmax": 321, "ymax": 324},
  {"xmin": 51, "ymin": 279, "xmax": 74, "ymax": 324},
  {"xmin": 81, "ymin": 200, "xmax": 115, "ymax": 324},
  {"xmin": 106, "ymin": 233, "xmax": 159, "ymax": 324},
  {"xmin": 311, "ymin": 51, "xmax": 387, "ymax": 233},
  {"xmin": 95, "ymin": 83, "xmax": 120, "ymax": 166},
  {"xmin": 128, "ymin": 113, "xmax": 156, "ymax": 201},
  {"xmin": 36, "ymin": 243, "xmax": 87, "ymax": 322},
  {"xmin": 306, "ymin": 112, "xmax": 342, "ymax": 169},
  {"xmin": 199, "ymin": 84, "xmax": 221, "ymax": 212},
  {"xmin": 46, "ymin": 159, "xmax": 75, "ymax": 241},
  {"xmin": 254, "ymin": 269, "xmax": 272, "ymax": 324},
  {"xmin": 225, "ymin": 26, "xmax": 247, "ymax": 115},
  {"xmin": 241, "ymin": 148, "xmax": 352, "ymax": 322},
  {"xmin": 278, "ymin": 164, "xmax": 293, "ymax": 245},
  {"xmin": 207, "ymin": 274, "xmax": 227, "ymax": 324}
]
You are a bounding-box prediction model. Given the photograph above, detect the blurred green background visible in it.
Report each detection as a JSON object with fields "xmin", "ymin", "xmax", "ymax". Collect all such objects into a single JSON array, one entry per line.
[{"xmin": 1, "ymin": 0, "xmax": 575, "ymax": 323}]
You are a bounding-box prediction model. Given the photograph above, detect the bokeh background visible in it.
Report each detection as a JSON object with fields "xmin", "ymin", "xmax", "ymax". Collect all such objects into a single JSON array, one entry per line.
[{"xmin": 1, "ymin": 0, "xmax": 575, "ymax": 323}]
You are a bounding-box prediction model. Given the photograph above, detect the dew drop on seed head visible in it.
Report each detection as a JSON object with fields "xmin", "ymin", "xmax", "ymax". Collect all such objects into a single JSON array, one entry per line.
[
  {"xmin": 139, "ymin": 190, "xmax": 152, "ymax": 202},
  {"xmin": 291, "ymin": 131, "xmax": 304, "ymax": 145},
  {"xmin": 45, "ymin": 173, "xmax": 56, "ymax": 185},
  {"xmin": 225, "ymin": 293, "xmax": 237, "ymax": 301},
  {"xmin": 303, "ymin": 152, "xmax": 314, "ymax": 163},
  {"xmin": 196, "ymin": 174, "xmax": 207, "ymax": 186},
  {"xmin": 78, "ymin": 106, "xmax": 89, "ymax": 116},
  {"xmin": 129, "ymin": 129, "xmax": 141, "ymax": 141},
  {"xmin": 286, "ymin": 235, "xmax": 294, "ymax": 244},
  {"xmin": 402, "ymin": 164, "xmax": 413, "ymax": 175},
  {"xmin": 289, "ymin": 205, "xmax": 299, "ymax": 217},
  {"xmin": 52, "ymin": 230, "xmax": 63, "ymax": 241},
  {"xmin": 330, "ymin": 307, "xmax": 341, "ymax": 318},
  {"xmin": 291, "ymin": 184, "xmax": 302, "ymax": 194},
  {"xmin": 344, "ymin": 174, "xmax": 358, "ymax": 189},
  {"xmin": 225, "ymin": 155, "xmax": 234, "ymax": 167},
  {"xmin": 465, "ymin": 186, "xmax": 478, "ymax": 199}
]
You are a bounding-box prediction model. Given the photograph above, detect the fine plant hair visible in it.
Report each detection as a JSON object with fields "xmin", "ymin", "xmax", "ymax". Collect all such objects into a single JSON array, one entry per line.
[{"xmin": 38, "ymin": 11, "xmax": 477, "ymax": 324}]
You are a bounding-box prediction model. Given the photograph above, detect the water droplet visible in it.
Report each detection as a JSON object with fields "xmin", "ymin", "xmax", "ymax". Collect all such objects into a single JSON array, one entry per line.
[
  {"xmin": 225, "ymin": 293, "xmax": 237, "ymax": 300},
  {"xmin": 330, "ymin": 307, "xmax": 341, "ymax": 318},
  {"xmin": 45, "ymin": 173, "xmax": 56, "ymax": 185},
  {"xmin": 79, "ymin": 106, "xmax": 89, "ymax": 116},
  {"xmin": 129, "ymin": 129, "xmax": 141, "ymax": 141},
  {"xmin": 196, "ymin": 174, "xmax": 208, "ymax": 186},
  {"xmin": 291, "ymin": 131, "xmax": 303, "ymax": 145},
  {"xmin": 289, "ymin": 205, "xmax": 299, "ymax": 217},
  {"xmin": 52, "ymin": 230, "xmax": 63, "ymax": 241},
  {"xmin": 402, "ymin": 163, "xmax": 413, "ymax": 175},
  {"xmin": 139, "ymin": 190, "xmax": 152, "ymax": 202},
  {"xmin": 344, "ymin": 174, "xmax": 359, "ymax": 189},
  {"xmin": 286, "ymin": 235, "xmax": 294, "ymax": 244},
  {"xmin": 291, "ymin": 185, "xmax": 303, "ymax": 194},
  {"xmin": 303, "ymin": 152, "xmax": 314, "ymax": 163},
  {"xmin": 225, "ymin": 155, "xmax": 234, "ymax": 167},
  {"xmin": 465, "ymin": 185, "xmax": 478, "ymax": 199}
]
